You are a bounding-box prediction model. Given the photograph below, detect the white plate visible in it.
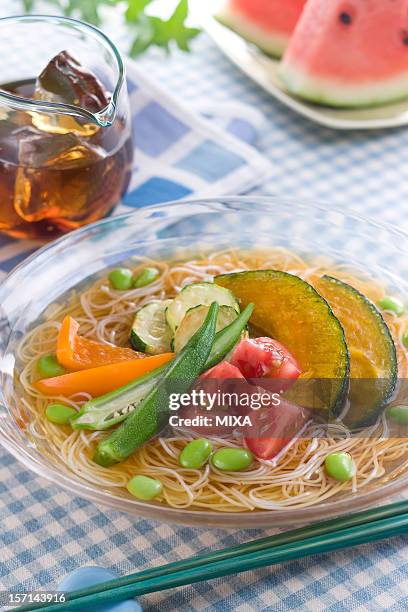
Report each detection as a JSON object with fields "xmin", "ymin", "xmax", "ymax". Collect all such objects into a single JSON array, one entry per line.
[{"xmin": 199, "ymin": 12, "xmax": 408, "ymax": 131}]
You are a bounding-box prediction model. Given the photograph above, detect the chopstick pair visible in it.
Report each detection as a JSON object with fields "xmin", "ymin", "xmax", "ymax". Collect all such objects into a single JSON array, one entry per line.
[{"xmin": 16, "ymin": 499, "xmax": 408, "ymax": 612}]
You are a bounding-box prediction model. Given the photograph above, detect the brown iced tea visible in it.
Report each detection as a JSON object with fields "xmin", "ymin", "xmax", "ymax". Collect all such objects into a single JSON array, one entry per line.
[{"xmin": 0, "ymin": 54, "xmax": 133, "ymax": 240}]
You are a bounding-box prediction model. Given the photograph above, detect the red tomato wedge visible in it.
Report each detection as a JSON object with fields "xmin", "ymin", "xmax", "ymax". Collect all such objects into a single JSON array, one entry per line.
[
  {"xmin": 199, "ymin": 361, "xmax": 249, "ymax": 413},
  {"xmin": 176, "ymin": 337, "xmax": 302, "ymax": 447},
  {"xmin": 229, "ymin": 337, "xmax": 307, "ymax": 460},
  {"xmin": 244, "ymin": 397, "xmax": 311, "ymax": 460},
  {"xmin": 177, "ymin": 362, "xmax": 247, "ymax": 435},
  {"xmin": 230, "ymin": 337, "xmax": 301, "ymax": 392},
  {"xmin": 200, "ymin": 361, "xmax": 245, "ymax": 382}
]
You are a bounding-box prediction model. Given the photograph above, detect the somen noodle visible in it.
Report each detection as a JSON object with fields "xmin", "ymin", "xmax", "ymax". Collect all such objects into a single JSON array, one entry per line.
[{"xmin": 14, "ymin": 248, "xmax": 408, "ymax": 512}]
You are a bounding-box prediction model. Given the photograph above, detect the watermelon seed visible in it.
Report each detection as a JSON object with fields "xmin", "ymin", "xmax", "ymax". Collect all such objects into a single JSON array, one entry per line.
[
  {"xmin": 402, "ymin": 30, "xmax": 408, "ymax": 45},
  {"xmin": 339, "ymin": 12, "xmax": 352, "ymax": 25}
]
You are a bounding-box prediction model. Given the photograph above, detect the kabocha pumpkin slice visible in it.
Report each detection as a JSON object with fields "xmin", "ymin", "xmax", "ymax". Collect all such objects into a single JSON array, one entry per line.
[
  {"xmin": 215, "ymin": 270, "xmax": 349, "ymax": 416},
  {"xmin": 314, "ymin": 276, "xmax": 397, "ymax": 427}
]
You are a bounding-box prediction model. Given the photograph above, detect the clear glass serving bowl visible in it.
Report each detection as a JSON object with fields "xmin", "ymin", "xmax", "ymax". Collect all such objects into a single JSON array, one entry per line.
[{"xmin": 1, "ymin": 197, "xmax": 408, "ymax": 528}]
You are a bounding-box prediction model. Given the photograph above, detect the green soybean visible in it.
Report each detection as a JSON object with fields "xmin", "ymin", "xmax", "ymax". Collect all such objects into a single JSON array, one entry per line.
[
  {"xmin": 179, "ymin": 439, "xmax": 213, "ymax": 469},
  {"xmin": 46, "ymin": 403, "xmax": 76, "ymax": 425},
  {"xmin": 126, "ymin": 475, "xmax": 162, "ymax": 500},
  {"xmin": 108, "ymin": 267, "xmax": 133, "ymax": 291},
  {"xmin": 212, "ymin": 447, "xmax": 253, "ymax": 472},
  {"xmin": 378, "ymin": 296, "xmax": 405, "ymax": 317},
  {"xmin": 37, "ymin": 354, "xmax": 65, "ymax": 378},
  {"xmin": 133, "ymin": 267, "xmax": 160, "ymax": 288},
  {"xmin": 325, "ymin": 452, "xmax": 355, "ymax": 482},
  {"xmin": 387, "ymin": 405, "xmax": 408, "ymax": 426},
  {"xmin": 402, "ymin": 332, "xmax": 408, "ymax": 348}
]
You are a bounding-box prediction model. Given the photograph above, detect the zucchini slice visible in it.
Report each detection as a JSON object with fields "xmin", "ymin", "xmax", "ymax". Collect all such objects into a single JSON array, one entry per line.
[
  {"xmin": 165, "ymin": 282, "xmax": 239, "ymax": 332},
  {"xmin": 174, "ymin": 304, "xmax": 239, "ymax": 353},
  {"xmin": 314, "ymin": 276, "xmax": 398, "ymax": 427},
  {"xmin": 215, "ymin": 270, "xmax": 350, "ymax": 417},
  {"xmin": 130, "ymin": 300, "xmax": 173, "ymax": 354}
]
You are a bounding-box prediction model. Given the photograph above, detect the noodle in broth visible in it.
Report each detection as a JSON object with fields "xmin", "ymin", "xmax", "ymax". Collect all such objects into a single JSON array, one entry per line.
[{"xmin": 15, "ymin": 248, "xmax": 408, "ymax": 512}]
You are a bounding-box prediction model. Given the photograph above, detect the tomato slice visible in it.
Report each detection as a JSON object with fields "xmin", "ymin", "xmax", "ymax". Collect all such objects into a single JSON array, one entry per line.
[
  {"xmin": 244, "ymin": 397, "xmax": 311, "ymax": 460},
  {"xmin": 177, "ymin": 362, "xmax": 247, "ymax": 435},
  {"xmin": 200, "ymin": 361, "xmax": 245, "ymax": 381},
  {"xmin": 199, "ymin": 361, "xmax": 250, "ymax": 412},
  {"xmin": 230, "ymin": 337, "xmax": 301, "ymax": 391},
  {"xmin": 174, "ymin": 345, "xmax": 303, "ymax": 448}
]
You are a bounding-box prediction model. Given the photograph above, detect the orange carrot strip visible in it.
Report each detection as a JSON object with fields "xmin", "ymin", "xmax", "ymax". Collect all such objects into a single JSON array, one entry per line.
[
  {"xmin": 57, "ymin": 315, "xmax": 142, "ymax": 371},
  {"xmin": 34, "ymin": 352, "xmax": 174, "ymax": 398}
]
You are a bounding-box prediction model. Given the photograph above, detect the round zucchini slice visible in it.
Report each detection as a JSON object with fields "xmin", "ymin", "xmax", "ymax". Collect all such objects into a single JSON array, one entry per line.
[
  {"xmin": 174, "ymin": 304, "xmax": 239, "ymax": 353},
  {"xmin": 130, "ymin": 300, "xmax": 173, "ymax": 354},
  {"xmin": 314, "ymin": 276, "xmax": 397, "ymax": 427},
  {"xmin": 165, "ymin": 282, "xmax": 239, "ymax": 332},
  {"xmin": 215, "ymin": 270, "xmax": 350, "ymax": 417}
]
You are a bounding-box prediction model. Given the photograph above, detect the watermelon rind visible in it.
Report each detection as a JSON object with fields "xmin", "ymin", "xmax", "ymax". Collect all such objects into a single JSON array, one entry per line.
[
  {"xmin": 216, "ymin": 5, "xmax": 289, "ymax": 58},
  {"xmin": 279, "ymin": 60, "xmax": 408, "ymax": 109}
]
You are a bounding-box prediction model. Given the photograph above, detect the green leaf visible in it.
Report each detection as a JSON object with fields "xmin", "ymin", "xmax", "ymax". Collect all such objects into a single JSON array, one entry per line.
[
  {"xmin": 125, "ymin": 0, "xmax": 154, "ymax": 22},
  {"xmin": 163, "ymin": 0, "xmax": 201, "ymax": 52},
  {"xmin": 128, "ymin": 0, "xmax": 200, "ymax": 56},
  {"xmin": 129, "ymin": 14, "xmax": 156, "ymax": 57}
]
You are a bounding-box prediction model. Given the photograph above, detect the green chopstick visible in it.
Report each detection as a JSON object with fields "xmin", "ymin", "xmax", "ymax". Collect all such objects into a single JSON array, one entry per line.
[{"xmin": 15, "ymin": 499, "xmax": 408, "ymax": 612}]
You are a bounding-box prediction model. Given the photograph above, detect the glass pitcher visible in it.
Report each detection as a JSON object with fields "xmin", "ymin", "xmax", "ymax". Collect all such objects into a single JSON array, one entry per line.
[{"xmin": 0, "ymin": 15, "xmax": 134, "ymax": 240}]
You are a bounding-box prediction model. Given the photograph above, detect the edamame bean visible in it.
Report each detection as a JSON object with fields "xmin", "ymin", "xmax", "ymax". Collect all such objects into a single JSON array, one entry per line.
[
  {"xmin": 108, "ymin": 267, "xmax": 133, "ymax": 291},
  {"xmin": 212, "ymin": 447, "xmax": 253, "ymax": 471},
  {"xmin": 378, "ymin": 296, "xmax": 405, "ymax": 317},
  {"xmin": 387, "ymin": 405, "xmax": 408, "ymax": 425},
  {"xmin": 133, "ymin": 267, "xmax": 159, "ymax": 288},
  {"xmin": 325, "ymin": 452, "xmax": 355, "ymax": 482},
  {"xmin": 402, "ymin": 332, "xmax": 408, "ymax": 348},
  {"xmin": 179, "ymin": 438, "xmax": 213, "ymax": 469},
  {"xmin": 126, "ymin": 475, "xmax": 162, "ymax": 500},
  {"xmin": 37, "ymin": 354, "xmax": 65, "ymax": 378},
  {"xmin": 46, "ymin": 403, "xmax": 77, "ymax": 425}
]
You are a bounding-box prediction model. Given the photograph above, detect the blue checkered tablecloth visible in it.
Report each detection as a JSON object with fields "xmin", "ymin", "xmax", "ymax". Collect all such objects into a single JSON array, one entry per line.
[{"xmin": 1, "ymin": 4, "xmax": 408, "ymax": 612}]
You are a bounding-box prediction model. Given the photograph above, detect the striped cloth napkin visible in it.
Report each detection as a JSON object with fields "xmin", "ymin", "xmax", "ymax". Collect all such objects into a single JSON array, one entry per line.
[{"xmin": 0, "ymin": 61, "xmax": 273, "ymax": 280}]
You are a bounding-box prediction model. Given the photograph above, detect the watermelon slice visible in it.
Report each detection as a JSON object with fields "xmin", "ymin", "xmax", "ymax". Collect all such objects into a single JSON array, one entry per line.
[
  {"xmin": 217, "ymin": 0, "xmax": 307, "ymax": 58},
  {"xmin": 280, "ymin": 0, "xmax": 408, "ymax": 108}
]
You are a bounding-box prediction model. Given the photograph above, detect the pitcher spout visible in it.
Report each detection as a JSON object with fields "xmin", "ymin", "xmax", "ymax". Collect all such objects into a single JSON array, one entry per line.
[{"xmin": 94, "ymin": 100, "xmax": 117, "ymax": 127}]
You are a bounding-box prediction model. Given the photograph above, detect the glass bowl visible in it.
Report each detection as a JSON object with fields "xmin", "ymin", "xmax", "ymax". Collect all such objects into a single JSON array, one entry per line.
[{"xmin": 1, "ymin": 196, "xmax": 408, "ymax": 529}]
